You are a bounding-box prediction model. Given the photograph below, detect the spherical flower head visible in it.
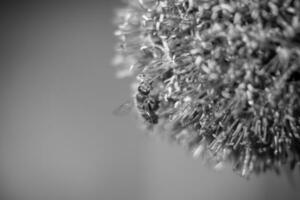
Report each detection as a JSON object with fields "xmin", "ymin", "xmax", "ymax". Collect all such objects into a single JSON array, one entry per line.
[{"xmin": 113, "ymin": 0, "xmax": 300, "ymax": 178}]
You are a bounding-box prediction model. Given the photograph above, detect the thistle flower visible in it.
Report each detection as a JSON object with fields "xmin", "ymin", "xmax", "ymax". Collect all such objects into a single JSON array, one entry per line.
[{"xmin": 113, "ymin": 0, "xmax": 300, "ymax": 177}]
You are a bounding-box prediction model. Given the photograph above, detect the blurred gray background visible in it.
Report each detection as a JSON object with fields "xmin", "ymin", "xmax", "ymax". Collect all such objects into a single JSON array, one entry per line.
[{"xmin": 0, "ymin": 1, "xmax": 299, "ymax": 200}]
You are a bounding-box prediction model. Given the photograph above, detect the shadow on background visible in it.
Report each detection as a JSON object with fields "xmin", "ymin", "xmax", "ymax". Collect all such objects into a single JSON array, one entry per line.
[{"xmin": 0, "ymin": 1, "xmax": 299, "ymax": 200}]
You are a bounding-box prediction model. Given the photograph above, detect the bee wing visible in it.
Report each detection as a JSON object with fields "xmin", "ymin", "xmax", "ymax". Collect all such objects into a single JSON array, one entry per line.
[
  {"xmin": 138, "ymin": 0, "xmax": 159, "ymax": 12},
  {"xmin": 113, "ymin": 99, "xmax": 134, "ymax": 116}
]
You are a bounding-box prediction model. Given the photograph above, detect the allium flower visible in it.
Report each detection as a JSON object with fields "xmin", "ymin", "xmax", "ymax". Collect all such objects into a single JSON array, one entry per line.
[{"xmin": 113, "ymin": 0, "xmax": 300, "ymax": 177}]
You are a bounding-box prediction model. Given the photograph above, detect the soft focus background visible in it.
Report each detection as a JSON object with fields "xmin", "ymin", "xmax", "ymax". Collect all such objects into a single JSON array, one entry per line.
[{"xmin": 0, "ymin": 1, "xmax": 299, "ymax": 200}]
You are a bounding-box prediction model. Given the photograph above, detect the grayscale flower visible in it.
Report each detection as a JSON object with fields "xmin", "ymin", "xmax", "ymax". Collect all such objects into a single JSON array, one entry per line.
[{"xmin": 113, "ymin": 0, "xmax": 300, "ymax": 177}]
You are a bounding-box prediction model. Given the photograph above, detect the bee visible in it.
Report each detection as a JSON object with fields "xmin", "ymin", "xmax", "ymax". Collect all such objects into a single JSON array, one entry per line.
[
  {"xmin": 136, "ymin": 82, "xmax": 160, "ymax": 124},
  {"xmin": 113, "ymin": 75, "xmax": 160, "ymax": 124}
]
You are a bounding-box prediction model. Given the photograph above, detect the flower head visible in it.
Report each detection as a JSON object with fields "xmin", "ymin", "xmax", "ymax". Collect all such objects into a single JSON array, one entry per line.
[{"xmin": 113, "ymin": 0, "xmax": 300, "ymax": 177}]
